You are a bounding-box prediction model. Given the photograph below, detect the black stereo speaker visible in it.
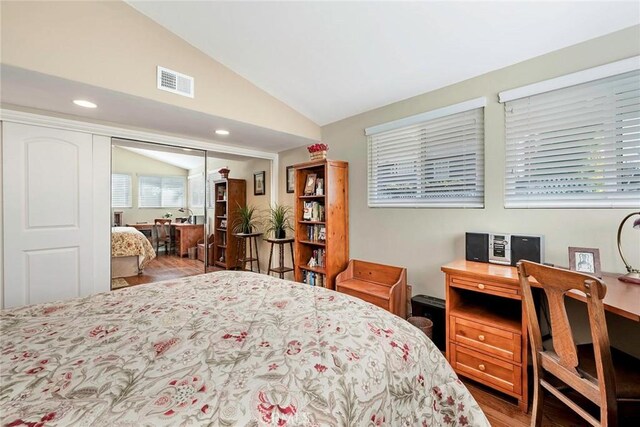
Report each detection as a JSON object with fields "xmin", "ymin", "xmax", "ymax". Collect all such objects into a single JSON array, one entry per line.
[
  {"xmin": 465, "ymin": 232, "xmax": 489, "ymax": 263},
  {"xmin": 511, "ymin": 235, "xmax": 544, "ymax": 266}
]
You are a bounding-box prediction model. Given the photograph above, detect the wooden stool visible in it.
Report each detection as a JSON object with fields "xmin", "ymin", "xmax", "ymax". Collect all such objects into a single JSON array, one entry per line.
[
  {"xmin": 233, "ymin": 232, "xmax": 262, "ymax": 273},
  {"xmin": 266, "ymin": 237, "xmax": 295, "ymax": 279}
]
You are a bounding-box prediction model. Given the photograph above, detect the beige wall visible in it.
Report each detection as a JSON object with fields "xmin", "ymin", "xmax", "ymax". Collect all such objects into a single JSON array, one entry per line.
[
  {"xmin": 206, "ymin": 156, "xmax": 276, "ymax": 275},
  {"xmin": 0, "ymin": 1, "xmax": 319, "ymax": 141},
  {"xmin": 279, "ymin": 26, "xmax": 640, "ymax": 354},
  {"xmin": 111, "ymin": 146, "xmax": 191, "ymax": 224},
  {"xmin": 315, "ymin": 25, "xmax": 640, "ymax": 298},
  {"xmin": 232, "ymin": 158, "xmax": 274, "ymax": 276}
]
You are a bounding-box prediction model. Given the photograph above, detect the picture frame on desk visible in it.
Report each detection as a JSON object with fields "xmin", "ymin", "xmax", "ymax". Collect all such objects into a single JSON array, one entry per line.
[
  {"xmin": 286, "ymin": 166, "xmax": 295, "ymax": 193},
  {"xmin": 568, "ymin": 246, "xmax": 601, "ymax": 278}
]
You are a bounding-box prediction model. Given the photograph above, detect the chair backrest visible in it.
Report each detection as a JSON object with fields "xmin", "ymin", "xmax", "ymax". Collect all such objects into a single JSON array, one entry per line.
[
  {"xmin": 518, "ymin": 261, "xmax": 616, "ymax": 413},
  {"xmin": 154, "ymin": 219, "xmax": 171, "ymax": 239}
]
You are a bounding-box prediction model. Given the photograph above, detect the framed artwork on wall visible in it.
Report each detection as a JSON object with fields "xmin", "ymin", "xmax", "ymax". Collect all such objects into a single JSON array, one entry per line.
[
  {"xmin": 286, "ymin": 166, "xmax": 295, "ymax": 193},
  {"xmin": 568, "ymin": 246, "xmax": 601, "ymax": 278},
  {"xmin": 254, "ymin": 171, "xmax": 266, "ymax": 196}
]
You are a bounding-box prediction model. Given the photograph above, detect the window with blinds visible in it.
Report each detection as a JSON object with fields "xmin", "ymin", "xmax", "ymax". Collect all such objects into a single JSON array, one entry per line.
[
  {"xmin": 504, "ymin": 69, "xmax": 640, "ymax": 208},
  {"xmin": 367, "ymin": 107, "xmax": 485, "ymax": 208},
  {"xmin": 188, "ymin": 174, "xmax": 205, "ymax": 208},
  {"xmin": 111, "ymin": 174, "xmax": 131, "ymax": 208},
  {"xmin": 138, "ymin": 175, "xmax": 186, "ymax": 208}
]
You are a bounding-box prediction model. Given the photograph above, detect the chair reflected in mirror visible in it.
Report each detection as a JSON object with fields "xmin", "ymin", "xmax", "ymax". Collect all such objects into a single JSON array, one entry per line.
[{"xmin": 154, "ymin": 219, "xmax": 173, "ymax": 255}]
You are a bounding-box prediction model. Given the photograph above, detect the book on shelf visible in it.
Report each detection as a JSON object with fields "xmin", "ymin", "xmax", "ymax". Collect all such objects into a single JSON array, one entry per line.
[
  {"xmin": 302, "ymin": 270, "xmax": 324, "ymax": 287},
  {"xmin": 302, "ymin": 201, "xmax": 325, "ymax": 222},
  {"xmin": 306, "ymin": 225, "xmax": 326, "ymax": 242}
]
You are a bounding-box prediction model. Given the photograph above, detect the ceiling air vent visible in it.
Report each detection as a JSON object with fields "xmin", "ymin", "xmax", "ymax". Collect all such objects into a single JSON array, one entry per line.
[{"xmin": 157, "ymin": 66, "xmax": 194, "ymax": 98}]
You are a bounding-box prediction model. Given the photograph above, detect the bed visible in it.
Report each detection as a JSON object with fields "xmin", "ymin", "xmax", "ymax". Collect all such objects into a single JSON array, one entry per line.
[
  {"xmin": 0, "ymin": 271, "xmax": 489, "ymax": 426},
  {"xmin": 111, "ymin": 226, "xmax": 156, "ymax": 278}
]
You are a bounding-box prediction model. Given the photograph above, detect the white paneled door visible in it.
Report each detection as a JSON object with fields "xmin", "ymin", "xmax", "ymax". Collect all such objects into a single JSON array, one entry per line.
[{"xmin": 2, "ymin": 122, "xmax": 110, "ymax": 308}]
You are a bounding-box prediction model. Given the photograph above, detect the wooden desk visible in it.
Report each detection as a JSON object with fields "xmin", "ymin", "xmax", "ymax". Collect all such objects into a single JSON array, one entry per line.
[
  {"xmin": 441, "ymin": 260, "xmax": 640, "ymax": 413},
  {"xmin": 125, "ymin": 223, "xmax": 153, "ymax": 232},
  {"xmin": 442, "ymin": 260, "xmax": 639, "ymax": 322},
  {"xmin": 172, "ymin": 224, "xmax": 204, "ymax": 257}
]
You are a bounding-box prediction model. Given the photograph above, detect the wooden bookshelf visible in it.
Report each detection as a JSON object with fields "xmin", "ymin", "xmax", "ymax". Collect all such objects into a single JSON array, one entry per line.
[
  {"xmin": 294, "ymin": 159, "xmax": 348, "ymax": 289},
  {"xmin": 213, "ymin": 178, "xmax": 246, "ymax": 269}
]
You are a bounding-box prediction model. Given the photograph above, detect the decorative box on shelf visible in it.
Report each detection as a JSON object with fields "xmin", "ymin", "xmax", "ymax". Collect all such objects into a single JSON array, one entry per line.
[
  {"xmin": 307, "ymin": 143, "xmax": 328, "ymax": 161},
  {"xmin": 310, "ymin": 150, "xmax": 327, "ymax": 161}
]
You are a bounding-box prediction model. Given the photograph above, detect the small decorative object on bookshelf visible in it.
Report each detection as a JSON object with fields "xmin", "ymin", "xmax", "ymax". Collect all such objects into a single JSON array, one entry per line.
[
  {"xmin": 294, "ymin": 159, "xmax": 348, "ymax": 290},
  {"xmin": 308, "ymin": 249, "xmax": 325, "ymax": 268},
  {"xmin": 307, "ymin": 143, "xmax": 328, "ymax": 161},
  {"xmin": 218, "ymin": 167, "xmax": 230, "ymax": 179},
  {"xmin": 315, "ymin": 178, "xmax": 324, "ymax": 196},
  {"xmin": 303, "ymin": 173, "xmax": 317, "ymax": 195}
]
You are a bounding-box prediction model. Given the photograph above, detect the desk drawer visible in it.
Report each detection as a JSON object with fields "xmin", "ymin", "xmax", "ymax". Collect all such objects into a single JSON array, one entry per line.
[
  {"xmin": 450, "ymin": 316, "xmax": 521, "ymax": 363},
  {"xmin": 450, "ymin": 343, "xmax": 521, "ymax": 397},
  {"xmin": 450, "ymin": 276, "xmax": 519, "ymax": 298}
]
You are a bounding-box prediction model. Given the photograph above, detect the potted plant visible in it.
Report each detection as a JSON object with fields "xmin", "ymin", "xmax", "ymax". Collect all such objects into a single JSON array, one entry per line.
[
  {"xmin": 232, "ymin": 203, "xmax": 261, "ymax": 234},
  {"xmin": 265, "ymin": 203, "xmax": 292, "ymax": 239}
]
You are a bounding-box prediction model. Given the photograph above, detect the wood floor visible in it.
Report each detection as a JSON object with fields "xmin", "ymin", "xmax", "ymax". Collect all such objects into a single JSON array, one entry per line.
[
  {"xmin": 463, "ymin": 379, "xmax": 588, "ymax": 427},
  {"xmin": 121, "ymin": 253, "xmax": 221, "ymax": 287}
]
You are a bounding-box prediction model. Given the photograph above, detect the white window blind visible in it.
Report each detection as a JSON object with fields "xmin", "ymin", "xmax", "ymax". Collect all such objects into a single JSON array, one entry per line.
[
  {"xmin": 188, "ymin": 174, "xmax": 205, "ymax": 208},
  {"xmin": 111, "ymin": 173, "xmax": 131, "ymax": 208},
  {"xmin": 504, "ymin": 70, "xmax": 640, "ymax": 208},
  {"xmin": 138, "ymin": 175, "xmax": 185, "ymax": 208},
  {"xmin": 367, "ymin": 107, "xmax": 484, "ymax": 208}
]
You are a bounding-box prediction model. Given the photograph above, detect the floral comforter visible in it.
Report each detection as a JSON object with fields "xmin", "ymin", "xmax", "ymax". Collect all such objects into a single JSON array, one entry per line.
[
  {"xmin": 111, "ymin": 226, "xmax": 156, "ymax": 268},
  {"xmin": 0, "ymin": 271, "xmax": 489, "ymax": 426}
]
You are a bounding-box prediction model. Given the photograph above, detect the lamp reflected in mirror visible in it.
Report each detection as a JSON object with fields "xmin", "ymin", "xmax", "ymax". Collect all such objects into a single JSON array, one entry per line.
[{"xmin": 178, "ymin": 207, "xmax": 195, "ymax": 224}]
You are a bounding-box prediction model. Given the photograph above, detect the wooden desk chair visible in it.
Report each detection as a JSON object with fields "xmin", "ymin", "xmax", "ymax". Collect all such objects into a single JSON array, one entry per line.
[
  {"xmin": 154, "ymin": 219, "xmax": 173, "ymax": 255},
  {"xmin": 518, "ymin": 261, "xmax": 640, "ymax": 427}
]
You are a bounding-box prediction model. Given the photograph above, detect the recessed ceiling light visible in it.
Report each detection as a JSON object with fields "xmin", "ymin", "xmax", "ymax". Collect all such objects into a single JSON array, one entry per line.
[
  {"xmin": 215, "ymin": 129, "xmax": 230, "ymax": 135},
  {"xmin": 73, "ymin": 99, "xmax": 97, "ymax": 108}
]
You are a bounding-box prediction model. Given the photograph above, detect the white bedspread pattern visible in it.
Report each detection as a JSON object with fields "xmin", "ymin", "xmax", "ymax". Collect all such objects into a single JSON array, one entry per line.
[{"xmin": 0, "ymin": 271, "xmax": 489, "ymax": 426}]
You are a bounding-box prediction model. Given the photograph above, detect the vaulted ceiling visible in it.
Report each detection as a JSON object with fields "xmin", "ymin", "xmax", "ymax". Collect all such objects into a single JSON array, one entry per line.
[{"xmin": 127, "ymin": 1, "xmax": 640, "ymax": 125}]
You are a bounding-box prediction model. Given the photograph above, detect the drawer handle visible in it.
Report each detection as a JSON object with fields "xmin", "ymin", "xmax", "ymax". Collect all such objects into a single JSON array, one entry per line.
[
  {"xmin": 478, "ymin": 364, "xmax": 486, "ymax": 372},
  {"xmin": 478, "ymin": 334, "xmax": 485, "ymax": 342},
  {"xmin": 477, "ymin": 283, "xmax": 485, "ymax": 290}
]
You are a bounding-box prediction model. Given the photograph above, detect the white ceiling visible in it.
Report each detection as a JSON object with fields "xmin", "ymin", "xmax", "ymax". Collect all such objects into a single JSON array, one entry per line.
[
  {"xmin": 118, "ymin": 146, "xmax": 204, "ymax": 170},
  {"xmin": 115, "ymin": 141, "xmax": 253, "ymax": 170},
  {"xmin": 0, "ymin": 65, "xmax": 315, "ymax": 153},
  {"xmin": 128, "ymin": 1, "xmax": 640, "ymax": 125}
]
